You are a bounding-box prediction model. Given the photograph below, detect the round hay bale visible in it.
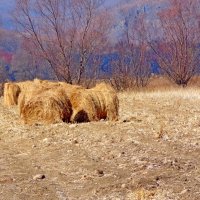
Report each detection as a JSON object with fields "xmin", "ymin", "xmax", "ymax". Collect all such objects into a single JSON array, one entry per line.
[
  {"xmin": 21, "ymin": 87, "xmax": 72, "ymax": 125},
  {"xmin": 3, "ymin": 83, "xmax": 21, "ymax": 107},
  {"xmin": 18, "ymin": 84, "xmax": 42, "ymax": 116},
  {"xmin": 92, "ymin": 82, "xmax": 119, "ymax": 121},
  {"xmin": 70, "ymin": 82, "xmax": 119, "ymax": 122},
  {"xmin": 18, "ymin": 81, "xmax": 63, "ymax": 116},
  {"xmin": 15, "ymin": 80, "xmax": 37, "ymax": 109},
  {"xmin": 4, "ymin": 79, "xmax": 62, "ymax": 110},
  {"xmin": 70, "ymin": 89, "xmax": 98, "ymax": 122}
]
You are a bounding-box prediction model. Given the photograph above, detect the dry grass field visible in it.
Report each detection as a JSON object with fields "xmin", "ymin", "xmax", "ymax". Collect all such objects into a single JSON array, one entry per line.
[{"xmin": 0, "ymin": 86, "xmax": 200, "ymax": 199}]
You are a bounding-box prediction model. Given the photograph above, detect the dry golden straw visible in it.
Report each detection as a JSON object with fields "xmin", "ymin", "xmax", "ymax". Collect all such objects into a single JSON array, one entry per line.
[
  {"xmin": 4, "ymin": 80, "xmax": 38, "ymax": 108},
  {"xmin": 3, "ymin": 82, "xmax": 21, "ymax": 107},
  {"xmin": 60, "ymin": 82, "xmax": 84, "ymax": 98},
  {"xmin": 70, "ymin": 82, "xmax": 119, "ymax": 122},
  {"xmin": 21, "ymin": 87, "xmax": 72, "ymax": 125},
  {"xmin": 18, "ymin": 79, "xmax": 64, "ymax": 116}
]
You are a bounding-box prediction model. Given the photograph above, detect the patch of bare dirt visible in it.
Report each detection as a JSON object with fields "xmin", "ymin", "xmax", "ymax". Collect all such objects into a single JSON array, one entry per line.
[{"xmin": 0, "ymin": 90, "xmax": 200, "ymax": 199}]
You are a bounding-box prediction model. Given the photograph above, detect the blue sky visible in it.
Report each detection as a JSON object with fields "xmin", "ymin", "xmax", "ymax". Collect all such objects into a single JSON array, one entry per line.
[
  {"xmin": 0, "ymin": 0, "xmax": 15, "ymax": 15},
  {"xmin": 0, "ymin": 0, "xmax": 122, "ymax": 29},
  {"xmin": 0, "ymin": 0, "xmax": 163, "ymax": 29},
  {"xmin": 0, "ymin": 0, "xmax": 120, "ymax": 29},
  {"xmin": 0, "ymin": 0, "xmax": 15, "ymax": 29},
  {"xmin": 0, "ymin": 0, "xmax": 14, "ymax": 9}
]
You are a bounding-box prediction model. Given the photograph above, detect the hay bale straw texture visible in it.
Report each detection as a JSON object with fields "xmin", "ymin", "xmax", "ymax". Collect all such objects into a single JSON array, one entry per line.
[
  {"xmin": 4, "ymin": 80, "xmax": 39, "ymax": 108},
  {"xmin": 21, "ymin": 87, "xmax": 72, "ymax": 125},
  {"xmin": 18, "ymin": 80, "xmax": 63, "ymax": 116},
  {"xmin": 3, "ymin": 83, "xmax": 21, "ymax": 107},
  {"xmin": 18, "ymin": 84, "xmax": 42, "ymax": 116},
  {"xmin": 60, "ymin": 82, "xmax": 84, "ymax": 98},
  {"xmin": 17, "ymin": 79, "xmax": 60, "ymax": 94},
  {"xmin": 15, "ymin": 80, "xmax": 40, "ymax": 111},
  {"xmin": 16, "ymin": 80, "xmax": 36, "ymax": 93},
  {"xmin": 70, "ymin": 82, "xmax": 119, "ymax": 122}
]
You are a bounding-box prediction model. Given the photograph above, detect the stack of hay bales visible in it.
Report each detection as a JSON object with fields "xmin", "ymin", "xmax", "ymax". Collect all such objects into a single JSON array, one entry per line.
[
  {"xmin": 3, "ymin": 79, "xmax": 119, "ymax": 125},
  {"xmin": 18, "ymin": 80, "xmax": 73, "ymax": 125},
  {"xmin": 70, "ymin": 82, "xmax": 119, "ymax": 122}
]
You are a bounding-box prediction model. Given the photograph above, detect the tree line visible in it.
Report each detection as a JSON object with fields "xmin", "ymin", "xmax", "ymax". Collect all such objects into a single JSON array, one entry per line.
[{"xmin": 1, "ymin": 0, "xmax": 200, "ymax": 89}]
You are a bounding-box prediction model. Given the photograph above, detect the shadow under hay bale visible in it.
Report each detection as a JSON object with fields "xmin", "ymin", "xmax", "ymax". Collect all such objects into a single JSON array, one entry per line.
[
  {"xmin": 70, "ymin": 82, "xmax": 119, "ymax": 123},
  {"xmin": 73, "ymin": 110, "xmax": 89, "ymax": 123},
  {"xmin": 21, "ymin": 87, "xmax": 72, "ymax": 125},
  {"xmin": 3, "ymin": 83, "xmax": 21, "ymax": 107},
  {"xmin": 0, "ymin": 83, "xmax": 3, "ymax": 97}
]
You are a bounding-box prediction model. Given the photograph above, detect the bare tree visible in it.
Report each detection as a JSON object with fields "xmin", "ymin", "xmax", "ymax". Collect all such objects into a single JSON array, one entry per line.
[
  {"xmin": 14, "ymin": 0, "xmax": 111, "ymax": 84},
  {"xmin": 11, "ymin": 44, "xmax": 54, "ymax": 81},
  {"xmin": 111, "ymin": 10, "xmax": 151, "ymax": 90},
  {"xmin": 70, "ymin": 0, "xmax": 111, "ymax": 84},
  {"xmin": 149, "ymin": 0, "xmax": 200, "ymax": 86}
]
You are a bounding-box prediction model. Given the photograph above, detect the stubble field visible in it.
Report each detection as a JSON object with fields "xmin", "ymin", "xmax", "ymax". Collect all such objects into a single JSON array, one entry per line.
[{"xmin": 0, "ymin": 88, "xmax": 200, "ymax": 200}]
